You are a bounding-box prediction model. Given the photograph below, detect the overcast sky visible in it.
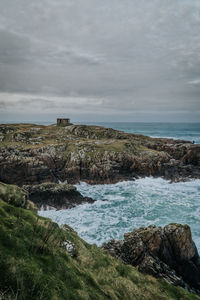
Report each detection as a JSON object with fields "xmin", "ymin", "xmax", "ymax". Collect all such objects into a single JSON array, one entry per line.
[{"xmin": 0, "ymin": 0, "xmax": 200, "ymax": 122}]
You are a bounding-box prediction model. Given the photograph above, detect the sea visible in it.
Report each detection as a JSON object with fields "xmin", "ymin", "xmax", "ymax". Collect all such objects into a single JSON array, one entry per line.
[
  {"xmin": 37, "ymin": 122, "xmax": 200, "ymax": 250},
  {"xmin": 87, "ymin": 122, "xmax": 200, "ymax": 144}
]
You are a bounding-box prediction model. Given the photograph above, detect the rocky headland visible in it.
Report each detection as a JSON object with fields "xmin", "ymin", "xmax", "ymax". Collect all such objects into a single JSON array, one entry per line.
[{"xmin": 0, "ymin": 123, "xmax": 199, "ymax": 186}]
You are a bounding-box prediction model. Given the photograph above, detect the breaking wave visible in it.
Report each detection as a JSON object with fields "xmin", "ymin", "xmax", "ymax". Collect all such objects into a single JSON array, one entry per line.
[{"xmin": 39, "ymin": 177, "xmax": 200, "ymax": 250}]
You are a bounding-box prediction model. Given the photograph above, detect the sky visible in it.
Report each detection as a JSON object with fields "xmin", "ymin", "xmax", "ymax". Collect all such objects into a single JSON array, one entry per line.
[{"xmin": 0, "ymin": 0, "xmax": 200, "ymax": 123}]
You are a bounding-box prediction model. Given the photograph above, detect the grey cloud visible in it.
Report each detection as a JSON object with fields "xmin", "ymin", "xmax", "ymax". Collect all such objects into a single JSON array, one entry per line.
[
  {"xmin": 17, "ymin": 98, "xmax": 57, "ymax": 109},
  {"xmin": 0, "ymin": 29, "xmax": 30, "ymax": 64},
  {"xmin": 188, "ymin": 79, "xmax": 200, "ymax": 85},
  {"xmin": 0, "ymin": 27, "xmax": 103, "ymax": 67},
  {"xmin": 0, "ymin": 101, "xmax": 6, "ymax": 108},
  {"xmin": 0, "ymin": 0, "xmax": 200, "ymax": 121}
]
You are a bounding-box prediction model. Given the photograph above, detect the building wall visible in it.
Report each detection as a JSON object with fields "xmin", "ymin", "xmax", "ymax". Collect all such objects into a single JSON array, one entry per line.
[{"xmin": 57, "ymin": 119, "xmax": 70, "ymax": 126}]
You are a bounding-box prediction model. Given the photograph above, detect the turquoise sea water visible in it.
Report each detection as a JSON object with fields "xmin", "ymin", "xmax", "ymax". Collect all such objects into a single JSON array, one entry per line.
[
  {"xmin": 84, "ymin": 122, "xmax": 200, "ymax": 144},
  {"xmin": 36, "ymin": 122, "xmax": 200, "ymax": 249},
  {"xmin": 39, "ymin": 178, "xmax": 200, "ymax": 250}
]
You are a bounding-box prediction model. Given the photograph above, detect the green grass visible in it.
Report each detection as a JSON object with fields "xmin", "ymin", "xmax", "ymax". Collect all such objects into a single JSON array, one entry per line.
[{"xmin": 0, "ymin": 183, "xmax": 199, "ymax": 300}]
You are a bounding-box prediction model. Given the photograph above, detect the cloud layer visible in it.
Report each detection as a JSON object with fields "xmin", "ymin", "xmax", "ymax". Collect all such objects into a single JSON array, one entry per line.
[{"xmin": 0, "ymin": 0, "xmax": 200, "ymax": 122}]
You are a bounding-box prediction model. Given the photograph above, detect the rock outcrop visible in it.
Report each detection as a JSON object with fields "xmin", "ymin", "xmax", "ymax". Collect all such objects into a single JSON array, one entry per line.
[
  {"xmin": 102, "ymin": 224, "xmax": 200, "ymax": 293},
  {"xmin": 23, "ymin": 182, "xmax": 95, "ymax": 210},
  {"xmin": 0, "ymin": 144, "xmax": 68, "ymax": 186},
  {"xmin": 0, "ymin": 123, "xmax": 199, "ymax": 185}
]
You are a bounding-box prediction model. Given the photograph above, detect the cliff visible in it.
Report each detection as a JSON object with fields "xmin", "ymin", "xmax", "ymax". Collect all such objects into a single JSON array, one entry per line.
[
  {"xmin": 102, "ymin": 224, "xmax": 200, "ymax": 294},
  {"xmin": 0, "ymin": 123, "xmax": 199, "ymax": 186}
]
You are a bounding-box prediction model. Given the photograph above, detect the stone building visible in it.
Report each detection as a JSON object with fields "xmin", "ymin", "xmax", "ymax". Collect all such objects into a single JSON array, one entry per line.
[{"xmin": 57, "ymin": 118, "xmax": 72, "ymax": 126}]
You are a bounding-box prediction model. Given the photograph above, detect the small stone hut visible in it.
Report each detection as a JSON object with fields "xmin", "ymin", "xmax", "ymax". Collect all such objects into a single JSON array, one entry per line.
[{"xmin": 57, "ymin": 118, "xmax": 72, "ymax": 126}]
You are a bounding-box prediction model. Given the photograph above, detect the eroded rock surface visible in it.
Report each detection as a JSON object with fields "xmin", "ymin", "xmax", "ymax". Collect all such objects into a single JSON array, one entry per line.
[
  {"xmin": 102, "ymin": 224, "xmax": 200, "ymax": 293},
  {"xmin": 0, "ymin": 123, "xmax": 199, "ymax": 185},
  {"xmin": 23, "ymin": 182, "xmax": 95, "ymax": 210}
]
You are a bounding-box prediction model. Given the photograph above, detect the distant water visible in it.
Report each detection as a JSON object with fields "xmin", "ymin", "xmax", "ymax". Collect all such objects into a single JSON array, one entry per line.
[
  {"xmin": 84, "ymin": 122, "xmax": 200, "ymax": 144},
  {"xmin": 39, "ymin": 178, "xmax": 200, "ymax": 251}
]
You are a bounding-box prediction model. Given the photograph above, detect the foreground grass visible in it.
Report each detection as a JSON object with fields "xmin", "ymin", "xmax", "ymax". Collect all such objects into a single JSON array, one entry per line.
[{"xmin": 0, "ymin": 183, "xmax": 199, "ymax": 300}]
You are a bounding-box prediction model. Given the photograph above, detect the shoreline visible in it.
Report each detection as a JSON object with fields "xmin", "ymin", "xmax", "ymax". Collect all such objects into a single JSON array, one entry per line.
[
  {"xmin": 0, "ymin": 123, "xmax": 200, "ymax": 297},
  {"xmin": 38, "ymin": 177, "xmax": 200, "ymax": 250}
]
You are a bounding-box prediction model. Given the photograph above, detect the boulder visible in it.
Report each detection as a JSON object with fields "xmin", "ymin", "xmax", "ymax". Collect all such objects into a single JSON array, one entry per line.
[
  {"xmin": 23, "ymin": 182, "xmax": 95, "ymax": 210},
  {"xmin": 102, "ymin": 224, "xmax": 200, "ymax": 293},
  {"xmin": 181, "ymin": 145, "xmax": 200, "ymax": 166}
]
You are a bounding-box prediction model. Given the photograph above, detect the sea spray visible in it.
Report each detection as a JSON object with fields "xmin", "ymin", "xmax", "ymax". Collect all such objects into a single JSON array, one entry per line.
[{"xmin": 39, "ymin": 177, "xmax": 200, "ymax": 250}]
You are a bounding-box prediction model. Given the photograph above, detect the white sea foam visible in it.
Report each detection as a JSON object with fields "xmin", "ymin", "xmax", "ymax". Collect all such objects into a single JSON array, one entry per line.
[{"xmin": 38, "ymin": 177, "xmax": 200, "ymax": 250}]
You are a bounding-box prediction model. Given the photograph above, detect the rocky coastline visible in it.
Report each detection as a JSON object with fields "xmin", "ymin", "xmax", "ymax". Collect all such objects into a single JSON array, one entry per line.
[
  {"xmin": 102, "ymin": 224, "xmax": 200, "ymax": 294},
  {"xmin": 0, "ymin": 123, "xmax": 199, "ymax": 187},
  {"xmin": 1, "ymin": 181, "xmax": 199, "ymax": 299},
  {"xmin": 0, "ymin": 123, "xmax": 200, "ymax": 298},
  {"xmin": 23, "ymin": 182, "xmax": 95, "ymax": 210}
]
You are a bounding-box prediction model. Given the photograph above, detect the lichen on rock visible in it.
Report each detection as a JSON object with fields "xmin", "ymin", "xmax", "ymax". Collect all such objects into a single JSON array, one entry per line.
[{"xmin": 0, "ymin": 123, "xmax": 199, "ymax": 186}]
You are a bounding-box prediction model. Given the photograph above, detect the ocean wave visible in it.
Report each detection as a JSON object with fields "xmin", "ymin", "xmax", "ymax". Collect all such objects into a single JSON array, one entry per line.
[{"xmin": 39, "ymin": 177, "xmax": 200, "ymax": 250}]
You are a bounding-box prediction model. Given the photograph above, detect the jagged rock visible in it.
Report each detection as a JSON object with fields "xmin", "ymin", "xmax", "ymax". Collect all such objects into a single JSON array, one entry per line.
[
  {"xmin": 181, "ymin": 145, "xmax": 200, "ymax": 166},
  {"xmin": 23, "ymin": 182, "xmax": 95, "ymax": 210},
  {"xmin": 0, "ymin": 144, "xmax": 68, "ymax": 185},
  {"xmin": 102, "ymin": 224, "xmax": 200, "ymax": 293},
  {"xmin": 0, "ymin": 123, "xmax": 199, "ymax": 185}
]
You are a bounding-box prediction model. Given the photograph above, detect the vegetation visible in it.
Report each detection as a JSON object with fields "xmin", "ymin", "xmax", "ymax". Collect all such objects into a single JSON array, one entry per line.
[
  {"xmin": 0, "ymin": 182, "xmax": 199, "ymax": 299},
  {"xmin": 0, "ymin": 123, "xmax": 146, "ymax": 151}
]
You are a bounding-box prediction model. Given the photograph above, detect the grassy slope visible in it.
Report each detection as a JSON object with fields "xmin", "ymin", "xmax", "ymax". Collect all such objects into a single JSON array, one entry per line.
[
  {"xmin": 0, "ymin": 124, "xmax": 145, "ymax": 151},
  {"xmin": 0, "ymin": 183, "xmax": 199, "ymax": 300}
]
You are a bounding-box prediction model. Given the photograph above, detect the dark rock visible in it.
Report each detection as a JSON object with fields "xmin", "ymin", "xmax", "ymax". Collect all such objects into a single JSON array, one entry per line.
[
  {"xmin": 0, "ymin": 144, "xmax": 68, "ymax": 186},
  {"xmin": 102, "ymin": 224, "xmax": 200, "ymax": 293},
  {"xmin": 23, "ymin": 182, "xmax": 95, "ymax": 210},
  {"xmin": 181, "ymin": 145, "xmax": 200, "ymax": 166},
  {"xmin": 0, "ymin": 124, "xmax": 199, "ymax": 185}
]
